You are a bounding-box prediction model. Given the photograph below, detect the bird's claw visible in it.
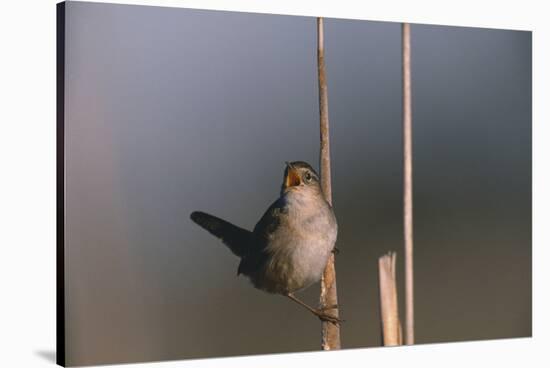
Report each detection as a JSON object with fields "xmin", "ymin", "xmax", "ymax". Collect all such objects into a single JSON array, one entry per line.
[
  {"xmin": 314, "ymin": 305, "xmax": 343, "ymax": 325},
  {"xmin": 320, "ymin": 304, "xmax": 339, "ymax": 311},
  {"xmin": 316, "ymin": 312, "xmax": 344, "ymax": 325}
]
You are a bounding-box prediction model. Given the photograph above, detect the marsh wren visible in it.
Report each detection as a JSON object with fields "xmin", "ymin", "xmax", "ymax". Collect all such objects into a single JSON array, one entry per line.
[{"xmin": 191, "ymin": 161, "xmax": 340, "ymax": 323}]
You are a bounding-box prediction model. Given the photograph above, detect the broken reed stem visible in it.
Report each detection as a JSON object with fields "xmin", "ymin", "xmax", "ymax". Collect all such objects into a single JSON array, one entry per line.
[
  {"xmin": 402, "ymin": 22, "xmax": 415, "ymax": 345},
  {"xmin": 378, "ymin": 252, "xmax": 403, "ymax": 346},
  {"xmin": 317, "ymin": 17, "xmax": 341, "ymax": 350}
]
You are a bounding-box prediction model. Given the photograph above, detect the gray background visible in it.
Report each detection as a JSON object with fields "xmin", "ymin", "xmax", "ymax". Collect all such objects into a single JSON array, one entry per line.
[{"xmin": 64, "ymin": 2, "xmax": 532, "ymax": 366}]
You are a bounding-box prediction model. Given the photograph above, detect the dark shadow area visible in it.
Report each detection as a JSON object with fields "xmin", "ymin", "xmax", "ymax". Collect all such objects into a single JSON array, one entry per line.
[{"xmin": 36, "ymin": 350, "xmax": 56, "ymax": 364}]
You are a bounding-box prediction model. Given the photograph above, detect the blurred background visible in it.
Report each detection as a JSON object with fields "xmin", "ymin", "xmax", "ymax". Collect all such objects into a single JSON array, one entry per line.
[{"xmin": 64, "ymin": 2, "xmax": 531, "ymax": 366}]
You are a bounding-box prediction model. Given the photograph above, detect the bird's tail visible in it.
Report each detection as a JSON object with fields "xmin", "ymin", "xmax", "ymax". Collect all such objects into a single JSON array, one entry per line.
[{"xmin": 190, "ymin": 211, "xmax": 251, "ymax": 257}]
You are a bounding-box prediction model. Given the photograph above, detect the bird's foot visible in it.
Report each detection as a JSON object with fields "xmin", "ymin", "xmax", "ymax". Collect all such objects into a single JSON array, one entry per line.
[
  {"xmin": 285, "ymin": 294, "xmax": 343, "ymax": 325},
  {"xmin": 314, "ymin": 309, "xmax": 344, "ymax": 325}
]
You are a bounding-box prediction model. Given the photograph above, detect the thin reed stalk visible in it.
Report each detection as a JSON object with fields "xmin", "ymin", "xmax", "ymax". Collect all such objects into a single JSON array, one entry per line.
[{"xmin": 317, "ymin": 17, "xmax": 341, "ymax": 350}]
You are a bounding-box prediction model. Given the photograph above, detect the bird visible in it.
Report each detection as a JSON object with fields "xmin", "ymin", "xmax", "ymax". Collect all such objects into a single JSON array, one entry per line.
[{"xmin": 190, "ymin": 161, "xmax": 341, "ymax": 324}]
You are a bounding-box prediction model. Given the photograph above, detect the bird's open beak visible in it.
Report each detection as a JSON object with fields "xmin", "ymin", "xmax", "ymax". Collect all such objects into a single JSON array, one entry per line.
[{"xmin": 284, "ymin": 162, "xmax": 301, "ymax": 189}]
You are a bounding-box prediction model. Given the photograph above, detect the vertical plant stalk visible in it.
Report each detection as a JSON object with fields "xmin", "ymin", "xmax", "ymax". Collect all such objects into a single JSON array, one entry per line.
[
  {"xmin": 378, "ymin": 252, "xmax": 403, "ymax": 346},
  {"xmin": 402, "ymin": 22, "xmax": 415, "ymax": 345},
  {"xmin": 317, "ymin": 17, "xmax": 341, "ymax": 350}
]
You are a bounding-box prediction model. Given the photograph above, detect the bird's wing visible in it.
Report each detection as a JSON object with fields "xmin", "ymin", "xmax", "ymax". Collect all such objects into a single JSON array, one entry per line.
[
  {"xmin": 190, "ymin": 211, "xmax": 252, "ymax": 257},
  {"xmin": 237, "ymin": 197, "xmax": 287, "ymax": 275},
  {"xmin": 252, "ymin": 197, "xmax": 287, "ymax": 241}
]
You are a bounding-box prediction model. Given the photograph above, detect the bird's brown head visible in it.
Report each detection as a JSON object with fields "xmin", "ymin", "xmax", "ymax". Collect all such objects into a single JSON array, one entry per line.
[{"xmin": 281, "ymin": 161, "xmax": 321, "ymax": 194}]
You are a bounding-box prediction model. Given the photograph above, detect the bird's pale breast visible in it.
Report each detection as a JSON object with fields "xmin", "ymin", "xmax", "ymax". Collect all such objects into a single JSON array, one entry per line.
[{"xmin": 252, "ymin": 189, "xmax": 337, "ymax": 294}]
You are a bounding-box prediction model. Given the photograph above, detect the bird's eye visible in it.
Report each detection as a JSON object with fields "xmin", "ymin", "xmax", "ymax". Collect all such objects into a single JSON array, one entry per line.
[{"xmin": 304, "ymin": 171, "xmax": 312, "ymax": 182}]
